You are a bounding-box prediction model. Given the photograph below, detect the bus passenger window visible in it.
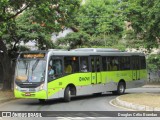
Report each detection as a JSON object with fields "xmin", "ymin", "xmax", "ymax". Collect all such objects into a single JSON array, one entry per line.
[
  {"xmin": 96, "ymin": 58, "xmax": 100, "ymax": 72},
  {"xmin": 53, "ymin": 59, "xmax": 62, "ymax": 76},
  {"xmin": 140, "ymin": 56, "xmax": 146, "ymax": 69},
  {"xmin": 107, "ymin": 57, "xmax": 119, "ymax": 71},
  {"xmin": 119, "ymin": 57, "xmax": 130, "ymax": 70},
  {"xmin": 111, "ymin": 60, "xmax": 117, "ymax": 71},
  {"xmin": 64, "ymin": 57, "xmax": 79, "ymax": 74},
  {"xmin": 65, "ymin": 63, "xmax": 72, "ymax": 73},
  {"xmin": 102, "ymin": 57, "xmax": 107, "ymax": 71},
  {"xmin": 80, "ymin": 57, "xmax": 88, "ymax": 72}
]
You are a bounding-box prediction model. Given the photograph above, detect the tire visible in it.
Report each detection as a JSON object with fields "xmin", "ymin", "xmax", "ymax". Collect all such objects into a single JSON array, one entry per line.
[
  {"xmin": 39, "ymin": 99, "xmax": 46, "ymax": 103},
  {"xmin": 117, "ymin": 82, "xmax": 125, "ymax": 95},
  {"xmin": 112, "ymin": 82, "xmax": 125, "ymax": 95},
  {"xmin": 64, "ymin": 87, "xmax": 71, "ymax": 102}
]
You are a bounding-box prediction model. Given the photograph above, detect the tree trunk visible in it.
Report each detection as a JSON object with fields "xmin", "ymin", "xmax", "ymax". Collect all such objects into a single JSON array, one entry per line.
[
  {"xmin": 2, "ymin": 55, "xmax": 13, "ymax": 90},
  {"xmin": 0, "ymin": 40, "xmax": 13, "ymax": 90}
]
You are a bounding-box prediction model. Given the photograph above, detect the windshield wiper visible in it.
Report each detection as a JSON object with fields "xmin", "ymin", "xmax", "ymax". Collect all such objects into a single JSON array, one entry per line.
[{"xmin": 32, "ymin": 60, "xmax": 40, "ymax": 72}]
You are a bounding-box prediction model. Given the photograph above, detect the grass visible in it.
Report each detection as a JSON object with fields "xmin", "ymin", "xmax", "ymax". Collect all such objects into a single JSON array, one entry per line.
[
  {"xmin": 119, "ymin": 93, "xmax": 160, "ymax": 108},
  {"xmin": 0, "ymin": 90, "xmax": 14, "ymax": 100}
]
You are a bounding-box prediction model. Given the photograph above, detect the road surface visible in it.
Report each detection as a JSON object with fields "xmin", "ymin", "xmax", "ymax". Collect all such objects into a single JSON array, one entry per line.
[{"xmin": 0, "ymin": 87, "xmax": 160, "ymax": 120}]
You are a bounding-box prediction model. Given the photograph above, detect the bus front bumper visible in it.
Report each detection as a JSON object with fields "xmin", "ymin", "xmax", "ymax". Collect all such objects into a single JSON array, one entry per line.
[{"xmin": 14, "ymin": 90, "xmax": 47, "ymax": 99}]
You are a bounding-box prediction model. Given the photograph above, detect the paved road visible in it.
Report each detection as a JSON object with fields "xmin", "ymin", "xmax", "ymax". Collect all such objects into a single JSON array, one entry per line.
[
  {"xmin": 0, "ymin": 92, "xmax": 121, "ymax": 111},
  {"xmin": 0, "ymin": 87, "xmax": 160, "ymax": 120}
]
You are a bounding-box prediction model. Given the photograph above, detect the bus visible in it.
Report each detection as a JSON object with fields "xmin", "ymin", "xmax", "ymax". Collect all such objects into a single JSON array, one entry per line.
[{"xmin": 14, "ymin": 48, "xmax": 147, "ymax": 102}]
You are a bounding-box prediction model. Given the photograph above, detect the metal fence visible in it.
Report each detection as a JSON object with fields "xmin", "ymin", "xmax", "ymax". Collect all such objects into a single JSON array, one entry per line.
[{"xmin": 148, "ymin": 71, "xmax": 160, "ymax": 83}]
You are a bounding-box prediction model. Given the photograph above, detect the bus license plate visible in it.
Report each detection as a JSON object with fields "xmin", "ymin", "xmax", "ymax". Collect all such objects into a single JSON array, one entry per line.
[{"xmin": 25, "ymin": 93, "xmax": 31, "ymax": 96}]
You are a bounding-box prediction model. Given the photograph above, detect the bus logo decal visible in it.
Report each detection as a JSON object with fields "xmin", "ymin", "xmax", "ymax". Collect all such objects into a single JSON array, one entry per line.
[{"xmin": 79, "ymin": 77, "xmax": 90, "ymax": 81}]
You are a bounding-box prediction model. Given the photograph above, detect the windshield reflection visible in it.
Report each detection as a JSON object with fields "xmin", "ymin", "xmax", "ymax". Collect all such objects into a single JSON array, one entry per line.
[{"xmin": 16, "ymin": 59, "xmax": 46, "ymax": 82}]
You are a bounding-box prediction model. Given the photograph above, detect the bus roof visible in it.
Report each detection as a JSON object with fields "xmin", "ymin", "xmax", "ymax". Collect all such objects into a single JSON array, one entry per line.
[
  {"xmin": 71, "ymin": 48, "xmax": 120, "ymax": 52},
  {"xmin": 20, "ymin": 48, "xmax": 145, "ymax": 57},
  {"xmin": 53, "ymin": 48, "xmax": 144, "ymax": 56}
]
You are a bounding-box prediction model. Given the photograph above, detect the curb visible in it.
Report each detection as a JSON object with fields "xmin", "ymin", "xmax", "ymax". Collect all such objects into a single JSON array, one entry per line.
[
  {"xmin": 109, "ymin": 99, "xmax": 135, "ymax": 111},
  {"xmin": 115, "ymin": 96, "xmax": 160, "ymax": 111},
  {"xmin": 142, "ymin": 85, "xmax": 160, "ymax": 88}
]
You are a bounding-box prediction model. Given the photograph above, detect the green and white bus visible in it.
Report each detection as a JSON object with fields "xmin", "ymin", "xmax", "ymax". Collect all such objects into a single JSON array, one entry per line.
[{"xmin": 14, "ymin": 48, "xmax": 147, "ymax": 102}]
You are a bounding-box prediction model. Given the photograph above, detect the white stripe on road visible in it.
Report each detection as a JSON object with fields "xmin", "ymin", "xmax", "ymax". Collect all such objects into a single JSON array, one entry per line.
[
  {"xmin": 56, "ymin": 117, "xmax": 112, "ymax": 120},
  {"xmin": 56, "ymin": 117, "xmax": 85, "ymax": 120}
]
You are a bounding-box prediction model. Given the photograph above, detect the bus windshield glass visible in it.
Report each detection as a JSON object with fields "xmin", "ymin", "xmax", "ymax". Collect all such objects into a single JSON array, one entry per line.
[{"xmin": 15, "ymin": 59, "xmax": 46, "ymax": 83}]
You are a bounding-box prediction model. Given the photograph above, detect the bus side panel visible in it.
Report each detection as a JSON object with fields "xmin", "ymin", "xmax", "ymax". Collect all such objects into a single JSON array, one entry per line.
[
  {"xmin": 140, "ymin": 69, "xmax": 147, "ymax": 81},
  {"xmin": 101, "ymin": 70, "xmax": 132, "ymax": 92},
  {"xmin": 104, "ymin": 70, "xmax": 134, "ymax": 91},
  {"xmin": 105, "ymin": 70, "xmax": 132, "ymax": 83},
  {"xmin": 96, "ymin": 72, "xmax": 102, "ymax": 84},
  {"xmin": 47, "ymin": 73, "xmax": 92, "ymax": 99},
  {"xmin": 47, "ymin": 69, "xmax": 147, "ymax": 99},
  {"xmin": 101, "ymin": 71, "xmax": 107, "ymax": 84},
  {"xmin": 126, "ymin": 69, "xmax": 147, "ymax": 89}
]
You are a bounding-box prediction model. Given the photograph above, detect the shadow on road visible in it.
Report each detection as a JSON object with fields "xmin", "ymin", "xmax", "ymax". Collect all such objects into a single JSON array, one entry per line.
[{"xmin": 24, "ymin": 92, "xmax": 122, "ymax": 106}]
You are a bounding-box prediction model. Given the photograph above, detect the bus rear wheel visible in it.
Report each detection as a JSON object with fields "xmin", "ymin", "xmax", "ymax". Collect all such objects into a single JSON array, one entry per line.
[
  {"xmin": 112, "ymin": 82, "xmax": 125, "ymax": 95},
  {"xmin": 64, "ymin": 87, "xmax": 71, "ymax": 102}
]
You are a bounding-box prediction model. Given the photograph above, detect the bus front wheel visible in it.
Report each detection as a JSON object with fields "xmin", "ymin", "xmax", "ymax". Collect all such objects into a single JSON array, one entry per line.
[
  {"xmin": 39, "ymin": 99, "xmax": 46, "ymax": 103},
  {"xmin": 64, "ymin": 87, "xmax": 71, "ymax": 102}
]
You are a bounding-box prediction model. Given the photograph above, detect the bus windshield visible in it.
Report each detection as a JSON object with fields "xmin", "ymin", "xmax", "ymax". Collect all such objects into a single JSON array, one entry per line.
[{"xmin": 15, "ymin": 59, "xmax": 46, "ymax": 83}]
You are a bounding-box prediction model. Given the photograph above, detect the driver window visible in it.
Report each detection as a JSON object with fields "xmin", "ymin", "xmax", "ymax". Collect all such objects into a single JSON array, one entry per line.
[{"xmin": 48, "ymin": 57, "xmax": 62, "ymax": 82}]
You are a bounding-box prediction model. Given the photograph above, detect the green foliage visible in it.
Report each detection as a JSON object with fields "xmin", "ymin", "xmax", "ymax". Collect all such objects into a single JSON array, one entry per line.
[
  {"xmin": 57, "ymin": 31, "xmax": 90, "ymax": 49},
  {"xmin": 0, "ymin": 0, "xmax": 80, "ymax": 51},
  {"xmin": 75, "ymin": 0, "xmax": 124, "ymax": 36},
  {"xmin": 0, "ymin": 0, "xmax": 46, "ymax": 23},
  {"xmin": 63, "ymin": 0, "xmax": 125, "ymax": 50},
  {"xmin": 120, "ymin": 0, "xmax": 160, "ymax": 48},
  {"xmin": 89, "ymin": 34, "xmax": 119, "ymax": 47},
  {"xmin": 147, "ymin": 54, "xmax": 160, "ymax": 71},
  {"xmin": 1, "ymin": 0, "xmax": 159, "ymax": 51},
  {"xmin": 122, "ymin": 30, "xmax": 146, "ymax": 48}
]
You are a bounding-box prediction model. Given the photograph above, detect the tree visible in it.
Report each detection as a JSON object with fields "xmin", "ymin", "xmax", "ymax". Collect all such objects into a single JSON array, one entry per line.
[
  {"xmin": 120, "ymin": 0, "xmax": 160, "ymax": 48},
  {"xmin": 0, "ymin": 0, "xmax": 80, "ymax": 90},
  {"xmin": 75, "ymin": 0, "xmax": 124, "ymax": 36},
  {"xmin": 147, "ymin": 54, "xmax": 160, "ymax": 72},
  {"xmin": 2, "ymin": 11, "xmax": 55, "ymax": 50},
  {"xmin": 122, "ymin": 29, "xmax": 146, "ymax": 49},
  {"xmin": 57, "ymin": 31, "xmax": 90, "ymax": 50},
  {"xmin": 70, "ymin": 0, "xmax": 125, "ymax": 49}
]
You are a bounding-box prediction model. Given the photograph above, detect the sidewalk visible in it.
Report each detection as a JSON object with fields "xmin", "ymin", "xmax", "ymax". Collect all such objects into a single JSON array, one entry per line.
[
  {"xmin": 114, "ymin": 84, "xmax": 160, "ymax": 111},
  {"xmin": 0, "ymin": 84, "xmax": 15, "ymax": 104},
  {"xmin": 143, "ymin": 84, "xmax": 160, "ymax": 88}
]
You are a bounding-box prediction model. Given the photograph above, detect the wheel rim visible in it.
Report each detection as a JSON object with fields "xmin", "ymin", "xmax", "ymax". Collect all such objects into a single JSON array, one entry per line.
[
  {"xmin": 119, "ymin": 84, "xmax": 124, "ymax": 93},
  {"xmin": 68, "ymin": 90, "xmax": 71, "ymax": 97}
]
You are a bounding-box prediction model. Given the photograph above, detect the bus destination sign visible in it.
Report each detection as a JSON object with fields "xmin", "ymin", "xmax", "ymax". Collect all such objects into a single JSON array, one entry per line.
[{"xmin": 22, "ymin": 53, "xmax": 45, "ymax": 58}]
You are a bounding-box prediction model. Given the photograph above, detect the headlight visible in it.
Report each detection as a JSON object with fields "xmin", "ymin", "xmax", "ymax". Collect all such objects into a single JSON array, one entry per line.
[{"xmin": 14, "ymin": 84, "xmax": 19, "ymax": 90}]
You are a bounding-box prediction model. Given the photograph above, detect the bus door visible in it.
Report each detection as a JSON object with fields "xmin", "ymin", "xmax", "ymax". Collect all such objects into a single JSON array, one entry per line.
[
  {"xmin": 131, "ymin": 56, "xmax": 140, "ymax": 81},
  {"xmin": 90, "ymin": 56, "xmax": 102, "ymax": 84}
]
